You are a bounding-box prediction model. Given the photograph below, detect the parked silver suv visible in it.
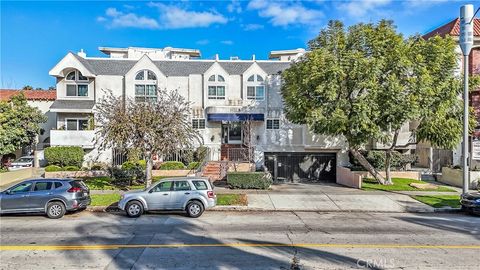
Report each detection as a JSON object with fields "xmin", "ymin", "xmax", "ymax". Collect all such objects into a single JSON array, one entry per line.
[
  {"xmin": 118, "ymin": 177, "xmax": 216, "ymax": 218},
  {"xmin": 0, "ymin": 178, "xmax": 90, "ymax": 219}
]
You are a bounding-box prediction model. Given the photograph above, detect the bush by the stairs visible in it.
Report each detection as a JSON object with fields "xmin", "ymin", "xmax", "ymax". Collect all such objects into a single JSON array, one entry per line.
[
  {"xmin": 159, "ymin": 161, "xmax": 186, "ymax": 170},
  {"xmin": 45, "ymin": 165, "xmax": 62, "ymax": 172},
  {"xmin": 227, "ymin": 172, "xmax": 272, "ymax": 189},
  {"xmin": 187, "ymin": 161, "xmax": 200, "ymax": 170}
]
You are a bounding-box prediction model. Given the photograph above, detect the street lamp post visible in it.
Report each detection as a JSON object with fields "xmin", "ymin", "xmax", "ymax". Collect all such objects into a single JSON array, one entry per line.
[{"xmin": 460, "ymin": 4, "xmax": 474, "ymax": 195}]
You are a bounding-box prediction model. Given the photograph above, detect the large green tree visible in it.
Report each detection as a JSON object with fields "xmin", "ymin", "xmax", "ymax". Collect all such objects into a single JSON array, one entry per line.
[
  {"xmin": 95, "ymin": 89, "xmax": 202, "ymax": 187},
  {"xmin": 281, "ymin": 20, "xmax": 474, "ymax": 184},
  {"xmin": 0, "ymin": 93, "xmax": 46, "ymax": 159}
]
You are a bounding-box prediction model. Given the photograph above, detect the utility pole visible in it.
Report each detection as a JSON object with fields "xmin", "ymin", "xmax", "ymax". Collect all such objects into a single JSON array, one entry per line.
[{"xmin": 460, "ymin": 4, "xmax": 474, "ymax": 194}]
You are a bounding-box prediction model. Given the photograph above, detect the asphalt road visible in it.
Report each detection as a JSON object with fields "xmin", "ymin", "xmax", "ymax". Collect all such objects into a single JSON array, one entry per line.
[{"xmin": 0, "ymin": 211, "xmax": 479, "ymax": 270}]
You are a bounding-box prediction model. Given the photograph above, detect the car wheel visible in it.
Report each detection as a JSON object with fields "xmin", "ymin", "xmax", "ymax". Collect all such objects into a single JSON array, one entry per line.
[
  {"xmin": 46, "ymin": 201, "xmax": 66, "ymax": 219},
  {"xmin": 126, "ymin": 201, "xmax": 143, "ymax": 218},
  {"xmin": 186, "ymin": 201, "xmax": 204, "ymax": 218}
]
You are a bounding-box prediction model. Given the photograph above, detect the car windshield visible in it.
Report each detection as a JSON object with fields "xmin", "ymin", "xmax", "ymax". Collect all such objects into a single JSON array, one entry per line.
[{"xmin": 15, "ymin": 157, "xmax": 33, "ymax": 163}]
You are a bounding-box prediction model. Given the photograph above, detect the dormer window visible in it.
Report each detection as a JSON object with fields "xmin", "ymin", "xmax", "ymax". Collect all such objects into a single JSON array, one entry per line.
[
  {"xmin": 208, "ymin": 74, "xmax": 226, "ymax": 100},
  {"xmin": 246, "ymin": 74, "xmax": 265, "ymax": 100},
  {"xmin": 135, "ymin": 70, "xmax": 157, "ymax": 102},
  {"xmin": 65, "ymin": 70, "xmax": 89, "ymax": 97}
]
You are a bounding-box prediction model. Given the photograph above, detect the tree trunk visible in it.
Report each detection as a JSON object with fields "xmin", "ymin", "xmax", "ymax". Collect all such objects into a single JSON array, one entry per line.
[
  {"xmin": 145, "ymin": 152, "xmax": 153, "ymax": 188},
  {"xmin": 350, "ymin": 148, "xmax": 386, "ymax": 184},
  {"xmin": 384, "ymin": 130, "xmax": 399, "ymax": 185},
  {"xmin": 384, "ymin": 150, "xmax": 394, "ymax": 185}
]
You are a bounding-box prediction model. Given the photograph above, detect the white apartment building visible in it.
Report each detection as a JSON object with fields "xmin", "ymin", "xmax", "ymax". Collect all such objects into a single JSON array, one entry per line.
[{"xmin": 48, "ymin": 46, "xmax": 349, "ymax": 182}]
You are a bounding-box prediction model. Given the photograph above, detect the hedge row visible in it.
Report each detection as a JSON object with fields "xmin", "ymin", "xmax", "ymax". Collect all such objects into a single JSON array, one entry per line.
[
  {"xmin": 227, "ymin": 172, "xmax": 272, "ymax": 189},
  {"xmin": 45, "ymin": 146, "xmax": 84, "ymax": 167},
  {"xmin": 45, "ymin": 165, "xmax": 80, "ymax": 172}
]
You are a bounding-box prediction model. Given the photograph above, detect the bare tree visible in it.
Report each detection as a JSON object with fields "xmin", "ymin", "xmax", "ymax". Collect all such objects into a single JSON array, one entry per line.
[{"xmin": 95, "ymin": 89, "xmax": 202, "ymax": 187}]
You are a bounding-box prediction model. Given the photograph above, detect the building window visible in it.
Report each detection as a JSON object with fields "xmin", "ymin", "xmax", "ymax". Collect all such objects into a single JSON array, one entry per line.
[
  {"xmin": 135, "ymin": 70, "xmax": 157, "ymax": 102},
  {"xmin": 266, "ymin": 119, "xmax": 280, "ymax": 130},
  {"xmin": 208, "ymin": 74, "xmax": 226, "ymax": 99},
  {"xmin": 66, "ymin": 84, "xmax": 88, "ymax": 97},
  {"xmin": 65, "ymin": 70, "xmax": 88, "ymax": 97},
  {"xmin": 247, "ymin": 86, "xmax": 265, "ymax": 100},
  {"xmin": 246, "ymin": 74, "xmax": 265, "ymax": 100},
  {"xmin": 192, "ymin": 119, "xmax": 206, "ymax": 129},
  {"xmin": 65, "ymin": 118, "xmax": 89, "ymax": 131}
]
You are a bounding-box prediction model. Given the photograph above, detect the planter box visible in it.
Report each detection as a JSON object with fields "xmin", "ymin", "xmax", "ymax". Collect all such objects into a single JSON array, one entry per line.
[
  {"xmin": 336, "ymin": 167, "xmax": 363, "ymax": 189},
  {"xmin": 152, "ymin": 170, "xmax": 192, "ymax": 177},
  {"xmin": 44, "ymin": 170, "xmax": 108, "ymax": 178},
  {"xmin": 227, "ymin": 162, "xmax": 255, "ymax": 172},
  {"xmin": 440, "ymin": 167, "xmax": 479, "ymax": 189},
  {"xmin": 336, "ymin": 167, "xmax": 422, "ymax": 189}
]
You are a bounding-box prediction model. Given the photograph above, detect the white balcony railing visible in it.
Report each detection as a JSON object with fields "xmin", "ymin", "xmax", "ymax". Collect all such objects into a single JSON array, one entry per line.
[{"xmin": 50, "ymin": 130, "xmax": 95, "ymax": 148}]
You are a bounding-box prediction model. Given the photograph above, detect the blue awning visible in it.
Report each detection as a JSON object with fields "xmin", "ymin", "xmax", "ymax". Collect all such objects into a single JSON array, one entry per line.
[{"xmin": 207, "ymin": 113, "xmax": 264, "ymax": 121}]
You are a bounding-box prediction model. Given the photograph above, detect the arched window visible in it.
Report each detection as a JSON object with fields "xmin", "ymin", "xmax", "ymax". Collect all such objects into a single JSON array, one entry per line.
[
  {"xmin": 65, "ymin": 70, "xmax": 88, "ymax": 97},
  {"xmin": 207, "ymin": 74, "xmax": 226, "ymax": 100},
  {"xmin": 246, "ymin": 74, "xmax": 265, "ymax": 100},
  {"xmin": 135, "ymin": 70, "xmax": 157, "ymax": 102}
]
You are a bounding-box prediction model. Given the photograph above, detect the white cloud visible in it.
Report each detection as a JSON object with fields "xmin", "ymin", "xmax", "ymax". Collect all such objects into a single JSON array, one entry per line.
[
  {"xmin": 196, "ymin": 39, "xmax": 210, "ymax": 45},
  {"xmin": 99, "ymin": 7, "xmax": 159, "ymax": 29},
  {"xmin": 227, "ymin": 0, "xmax": 242, "ymax": 13},
  {"xmin": 149, "ymin": 3, "xmax": 228, "ymax": 29},
  {"xmin": 340, "ymin": 0, "xmax": 392, "ymax": 18},
  {"xmin": 247, "ymin": 0, "xmax": 323, "ymax": 27},
  {"xmin": 242, "ymin": 23, "xmax": 264, "ymax": 31},
  {"xmin": 221, "ymin": 40, "xmax": 234, "ymax": 45}
]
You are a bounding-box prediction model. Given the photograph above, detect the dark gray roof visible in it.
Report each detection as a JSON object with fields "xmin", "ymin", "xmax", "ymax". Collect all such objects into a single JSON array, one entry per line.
[
  {"xmin": 73, "ymin": 54, "xmax": 291, "ymax": 76},
  {"xmin": 154, "ymin": 61, "xmax": 214, "ymax": 76},
  {"xmin": 257, "ymin": 62, "xmax": 291, "ymax": 75},
  {"xmin": 50, "ymin": 100, "xmax": 95, "ymax": 110},
  {"xmin": 218, "ymin": 62, "xmax": 253, "ymax": 75}
]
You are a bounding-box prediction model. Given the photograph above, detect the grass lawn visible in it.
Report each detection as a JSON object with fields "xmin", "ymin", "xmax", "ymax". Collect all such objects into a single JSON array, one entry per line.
[
  {"xmin": 216, "ymin": 194, "xmax": 248, "ymax": 206},
  {"xmin": 362, "ymin": 178, "xmax": 456, "ymax": 192},
  {"xmin": 411, "ymin": 195, "xmax": 461, "ymax": 208},
  {"xmin": 90, "ymin": 194, "xmax": 121, "ymax": 206}
]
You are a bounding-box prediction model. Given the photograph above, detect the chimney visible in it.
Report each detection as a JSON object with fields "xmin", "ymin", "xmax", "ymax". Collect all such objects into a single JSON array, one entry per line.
[
  {"xmin": 215, "ymin": 54, "xmax": 219, "ymax": 61},
  {"xmin": 77, "ymin": 49, "xmax": 86, "ymax": 58},
  {"xmin": 252, "ymin": 54, "xmax": 256, "ymax": 61}
]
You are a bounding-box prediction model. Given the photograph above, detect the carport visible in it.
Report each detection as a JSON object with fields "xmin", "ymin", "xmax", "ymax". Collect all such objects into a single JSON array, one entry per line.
[{"xmin": 264, "ymin": 152, "xmax": 336, "ymax": 182}]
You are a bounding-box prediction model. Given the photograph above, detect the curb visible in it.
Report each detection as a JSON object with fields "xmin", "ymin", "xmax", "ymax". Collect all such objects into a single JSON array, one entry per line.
[{"xmin": 86, "ymin": 205, "xmax": 463, "ymax": 214}]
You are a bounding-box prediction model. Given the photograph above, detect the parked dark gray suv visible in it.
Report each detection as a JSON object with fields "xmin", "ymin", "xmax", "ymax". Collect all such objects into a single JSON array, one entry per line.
[{"xmin": 0, "ymin": 178, "xmax": 90, "ymax": 218}]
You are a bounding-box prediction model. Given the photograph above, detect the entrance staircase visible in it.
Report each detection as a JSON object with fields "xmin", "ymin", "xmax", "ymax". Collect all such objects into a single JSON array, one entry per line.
[{"xmin": 201, "ymin": 162, "xmax": 226, "ymax": 182}]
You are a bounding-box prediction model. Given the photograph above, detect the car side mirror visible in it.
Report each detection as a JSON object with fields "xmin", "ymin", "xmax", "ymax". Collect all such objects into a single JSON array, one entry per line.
[{"xmin": 5, "ymin": 190, "xmax": 12, "ymax": 195}]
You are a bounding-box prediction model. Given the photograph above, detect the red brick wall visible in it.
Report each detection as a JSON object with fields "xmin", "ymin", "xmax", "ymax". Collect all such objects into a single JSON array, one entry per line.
[{"xmin": 469, "ymin": 48, "xmax": 480, "ymax": 76}]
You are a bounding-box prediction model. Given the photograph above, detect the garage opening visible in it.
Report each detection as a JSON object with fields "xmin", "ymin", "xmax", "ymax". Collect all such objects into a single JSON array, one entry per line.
[{"xmin": 264, "ymin": 152, "xmax": 336, "ymax": 182}]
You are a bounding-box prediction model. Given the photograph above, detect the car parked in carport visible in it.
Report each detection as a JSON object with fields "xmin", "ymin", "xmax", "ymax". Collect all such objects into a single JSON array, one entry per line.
[
  {"xmin": 118, "ymin": 177, "xmax": 216, "ymax": 218},
  {"xmin": 0, "ymin": 178, "xmax": 90, "ymax": 218}
]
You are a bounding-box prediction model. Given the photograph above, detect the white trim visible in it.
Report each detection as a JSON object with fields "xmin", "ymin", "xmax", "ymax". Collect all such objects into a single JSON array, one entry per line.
[{"xmin": 50, "ymin": 108, "xmax": 93, "ymax": 113}]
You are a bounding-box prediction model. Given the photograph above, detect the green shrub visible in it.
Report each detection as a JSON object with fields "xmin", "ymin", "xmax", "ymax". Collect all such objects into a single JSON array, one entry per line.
[
  {"xmin": 45, "ymin": 165, "xmax": 62, "ymax": 172},
  {"xmin": 45, "ymin": 146, "xmax": 84, "ymax": 167},
  {"xmin": 0, "ymin": 166, "xmax": 9, "ymax": 173},
  {"xmin": 227, "ymin": 172, "xmax": 272, "ymax": 189},
  {"xmin": 194, "ymin": 146, "xmax": 208, "ymax": 162},
  {"xmin": 120, "ymin": 160, "xmax": 145, "ymax": 182},
  {"xmin": 187, "ymin": 161, "xmax": 200, "ymax": 170},
  {"xmin": 159, "ymin": 161, "xmax": 185, "ymax": 170},
  {"xmin": 62, "ymin": 165, "xmax": 80, "ymax": 171}
]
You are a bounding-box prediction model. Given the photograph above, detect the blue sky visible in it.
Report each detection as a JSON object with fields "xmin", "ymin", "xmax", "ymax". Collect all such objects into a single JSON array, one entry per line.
[{"xmin": 0, "ymin": 0, "xmax": 476, "ymax": 89}]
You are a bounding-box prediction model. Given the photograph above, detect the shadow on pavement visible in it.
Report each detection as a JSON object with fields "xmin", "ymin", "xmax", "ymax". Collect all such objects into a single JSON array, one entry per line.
[{"xmin": 66, "ymin": 212, "xmax": 380, "ymax": 270}]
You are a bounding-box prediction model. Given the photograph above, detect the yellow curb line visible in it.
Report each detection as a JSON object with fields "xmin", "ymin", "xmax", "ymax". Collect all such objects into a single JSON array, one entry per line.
[{"xmin": 2, "ymin": 243, "xmax": 480, "ymax": 251}]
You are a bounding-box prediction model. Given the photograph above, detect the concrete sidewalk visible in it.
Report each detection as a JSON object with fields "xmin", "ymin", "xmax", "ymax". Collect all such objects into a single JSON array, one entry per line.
[
  {"xmin": 212, "ymin": 182, "xmax": 462, "ymax": 213},
  {"xmin": 242, "ymin": 193, "xmax": 436, "ymax": 212}
]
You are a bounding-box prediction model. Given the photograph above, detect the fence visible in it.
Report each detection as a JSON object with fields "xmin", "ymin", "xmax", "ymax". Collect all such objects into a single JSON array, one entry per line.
[
  {"xmin": 112, "ymin": 147, "xmax": 215, "ymax": 166},
  {"xmin": 227, "ymin": 147, "xmax": 253, "ymax": 162},
  {"xmin": 415, "ymin": 147, "xmax": 452, "ymax": 173}
]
